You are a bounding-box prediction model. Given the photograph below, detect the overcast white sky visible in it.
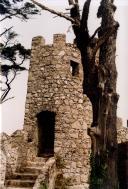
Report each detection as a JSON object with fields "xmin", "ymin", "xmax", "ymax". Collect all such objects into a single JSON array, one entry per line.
[{"xmin": 1, "ymin": 0, "xmax": 128, "ymax": 134}]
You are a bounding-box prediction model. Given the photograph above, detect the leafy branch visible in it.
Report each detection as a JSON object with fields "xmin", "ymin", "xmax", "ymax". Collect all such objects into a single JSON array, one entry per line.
[
  {"xmin": 0, "ymin": 1, "xmax": 40, "ymax": 22},
  {"xmin": 0, "ymin": 0, "xmax": 39, "ymax": 103},
  {"xmin": 0, "ymin": 28, "xmax": 30, "ymax": 103}
]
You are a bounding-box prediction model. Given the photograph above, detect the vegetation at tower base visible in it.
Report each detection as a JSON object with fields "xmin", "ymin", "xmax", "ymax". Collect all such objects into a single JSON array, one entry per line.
[
  {"xmin": 55, "ymin": 154, "xmax": 72, "ymax": 189},
  {"xmin": 31, "ymin": 0, "xmax": 119, "ymax": 188},
  {"xmin": 89, "ymin": 152, "xmax": 108, "ymax": 189},
  {"xmin": 0, "ymin": 0, "xmax": 40, "ymax": 103},
  {"xmin": 39, "ymin": 182, "xmax": 48, "ymax": 189}
]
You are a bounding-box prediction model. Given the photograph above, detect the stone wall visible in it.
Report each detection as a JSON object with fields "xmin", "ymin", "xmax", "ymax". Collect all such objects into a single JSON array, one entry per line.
[
  {"xmin": 0, "ymin": 140, "xmax": 6, "ymax": 188},
  {"xmin": 23, "ymin": 34, "xmax": 92, "ymax": 188},
  {"xmin": 1, "ymin": 126, "xmax": 127, "ymax": 188},
  {"xmin": 116, "ymin": 117, "xmax": 128, "ymax": 144},
  {"xmin": 117, "ymin": 126, "xmax": 128, "ymax": 144},
  {"xmin": 0, "ymin": 131, "xmax": 27, "ymax": 179},
  {"xmin": 33, "ymin": 158, "xmax": 56, "ymax": 189},
  {"xmin": 0, "ymin": 131, "xmax": 57, "ymax": 189}
]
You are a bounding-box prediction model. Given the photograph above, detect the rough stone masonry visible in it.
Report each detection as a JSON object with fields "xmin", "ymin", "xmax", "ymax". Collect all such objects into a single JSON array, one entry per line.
[
  {"xmin": 23, "ymin": 34, "xmax": 92, "ymax": 188},
  {"xmin": 0, "ymin": 34, "xmax": 128, "ymax": 189}
]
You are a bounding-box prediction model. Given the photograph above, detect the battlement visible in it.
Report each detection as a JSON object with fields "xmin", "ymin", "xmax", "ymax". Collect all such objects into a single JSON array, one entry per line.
[
  {"xmin": 53, "ymin": 34, "xmax": 66, "ymax": 47},
  {"xmin": 30, "ymin": 34, "xmax": 83, "ymax": 82},
  {"xmin": 31, "ymin": 34, "xmax": 66, "ymax": 48},
  {"xmin": 32, "ymin": 35, "xmax": 45, "ymax": 46}
]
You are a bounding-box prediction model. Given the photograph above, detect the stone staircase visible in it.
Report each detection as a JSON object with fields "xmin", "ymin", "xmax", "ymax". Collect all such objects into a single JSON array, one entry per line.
[
  {"xmin": 5, "ymin": 158, "xmax": 47, "ymax": 189},
  {"xmin": 5, "ymin": 172, "xmax": 37, "ymax": 188}
]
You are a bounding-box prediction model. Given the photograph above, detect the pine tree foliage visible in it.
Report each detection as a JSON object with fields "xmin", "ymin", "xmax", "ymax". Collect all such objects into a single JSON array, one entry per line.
[{"xmin": 0, "ymin": 0, "xmax": 39, "ymax": 103}]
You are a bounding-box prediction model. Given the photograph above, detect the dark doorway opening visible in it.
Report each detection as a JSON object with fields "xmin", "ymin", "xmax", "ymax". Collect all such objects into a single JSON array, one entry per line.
[
  {"xmin": 37, "ymin": 111, "xmax": 56, "ymax": 157},
  {"xmin": 70, "ymin": 60, "xmax": 79, "ymax": 76}
]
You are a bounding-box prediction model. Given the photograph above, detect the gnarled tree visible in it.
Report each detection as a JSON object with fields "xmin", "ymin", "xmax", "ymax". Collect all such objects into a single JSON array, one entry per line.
[{"xmin": 31, "ymin": 0, "xmax": 119, "ymax": 188}]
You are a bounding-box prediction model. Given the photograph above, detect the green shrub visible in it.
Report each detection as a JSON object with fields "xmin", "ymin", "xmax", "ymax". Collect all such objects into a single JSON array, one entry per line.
[
  {"xmin": 39, "ymin": 182, "xmax": 48, "ymax": 189},
  {"xmin": 89, "ymin": 152, "xmax": 108, "ymax": 189},
  {"xmin": 55, "ymin": 173, "xmax": 72, "ymax": 189}
]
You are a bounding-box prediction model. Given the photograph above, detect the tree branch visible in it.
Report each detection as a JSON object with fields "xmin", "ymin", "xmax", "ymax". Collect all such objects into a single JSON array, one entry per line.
[
  {"xmin": 92, "ymin": 22, "xmax": 119, "ymax": 60},
  {"xmin": 2, "ymin": 97, "xmax": 14, "ymax": 103},
  {"xmin": 68, "ymin": 0, "xmax": 79, "ymax": 5},
  {"xmin": 68, "ymin": 0, "xmax": 80, "ymax": 21},
  {"xmin": 1, "ymin": 74, "xmax": 11, "ymax": 103},
  {"xmin": 90, "ymin": 27, "xmax": 101, "ymax": 41},
  {"xmin": 80, "ymin": 0, "xmax": 91, "ymax": 33},
  {"xmin": 67, "ymin": 0, "xmax": 80, "ymax": 42},
  {"xmin": 0, "ymin": 27, "xmax": 13, "ymax": 37},
  {"xmin": 0, "ymin": 13, "xmax": 18, "ymax": 22},
  {"xmin": 19, "ymin": 54, "xmax": 26, "ymax": 65},
  {"xmin": 68, "ymin": 0, "xmax": 75, "ymax": 5},
  {"xmin": 1, "ymin": 70, "xmax": 16, "ymax": 103},
  {"xmin": 30, "ymin": 0, "xmax": 77, "ymax": 24}
]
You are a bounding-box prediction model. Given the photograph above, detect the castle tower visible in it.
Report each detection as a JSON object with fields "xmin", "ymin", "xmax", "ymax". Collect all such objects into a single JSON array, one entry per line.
[{"xmin": 24, "ymin": 34, "xmax": 92, "ymax": 188}]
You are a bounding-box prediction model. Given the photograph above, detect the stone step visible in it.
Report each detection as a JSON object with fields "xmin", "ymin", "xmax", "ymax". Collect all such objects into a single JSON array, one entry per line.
[
  {"xmin": 5, "ymin": 179, "xmax": 35, "ymax": 188},
  {"xmin": 27, "ymin": 157, "xmax": 48, "ymax": 163},
  {"xmin": 7, "ymin": 187, "xmax": 32, "ymax": 189},
  {"xmin": 26, "ymin": 161, "xmax": 45, "ymax": 167},
  {"xmin": 20, "ymin": 166, "xmax": 42, "ymax": 174},
  {"xmin": 12, "ymin": 172, "xmax": 37, "ymax": 180}
]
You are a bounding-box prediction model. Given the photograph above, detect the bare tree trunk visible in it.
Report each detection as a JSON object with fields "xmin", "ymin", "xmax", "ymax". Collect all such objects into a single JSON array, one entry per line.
[
  {"xmin": 68, "ymin": 0, "xmax": 119, "ymax": 188},
  {"xmin": 95, "ymin": 0, "xmax": 119, "ymax": 188}
]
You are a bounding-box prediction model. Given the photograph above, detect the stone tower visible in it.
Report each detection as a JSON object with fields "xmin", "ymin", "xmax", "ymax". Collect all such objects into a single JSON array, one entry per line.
[{"xmin": 24, "ymin": 34, "xmax": 92, "ymax": 188}]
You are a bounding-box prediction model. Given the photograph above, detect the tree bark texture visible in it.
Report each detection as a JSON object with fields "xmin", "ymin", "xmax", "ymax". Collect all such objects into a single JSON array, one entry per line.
[
  {"xmin": 69, "ymin": 0, "xmax": 119, "ymax": 188},
  {"xmin": 96, "ymin": 1, "xmax": 119, "ymax": 188}
]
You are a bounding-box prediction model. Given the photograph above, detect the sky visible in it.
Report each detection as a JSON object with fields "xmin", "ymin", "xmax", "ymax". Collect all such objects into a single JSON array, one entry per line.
[{"xmin": 1, "ymin": 0, "xmax": 128, "ymax": 134}]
